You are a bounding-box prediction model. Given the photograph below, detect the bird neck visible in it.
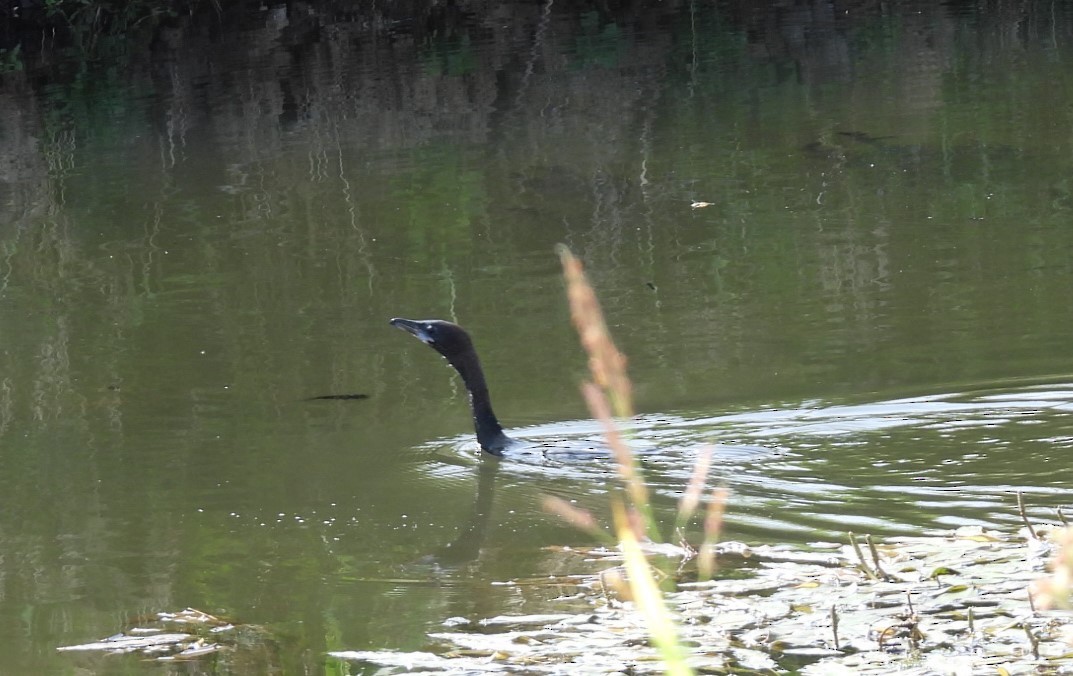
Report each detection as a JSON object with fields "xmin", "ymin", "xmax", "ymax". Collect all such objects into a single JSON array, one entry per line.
[{"xmin": 447, "ymin": 348, "xmax": 510, "ymax": 455}]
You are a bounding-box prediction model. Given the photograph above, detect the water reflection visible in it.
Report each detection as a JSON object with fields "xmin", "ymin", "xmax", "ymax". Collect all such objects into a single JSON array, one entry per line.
[{"xmin": 425, "ymin": 459, "xmax": 502, "ymax": 567}]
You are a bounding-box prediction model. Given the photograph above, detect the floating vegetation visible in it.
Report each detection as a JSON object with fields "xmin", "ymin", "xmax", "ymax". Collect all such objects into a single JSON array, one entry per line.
[
  {"xmin": 331, "ymin": 523, "xmax": 1073, "ymax": 674},
  {"xmin": 57, "ymin": 608, "xmax": 272, "ymax": 669}
]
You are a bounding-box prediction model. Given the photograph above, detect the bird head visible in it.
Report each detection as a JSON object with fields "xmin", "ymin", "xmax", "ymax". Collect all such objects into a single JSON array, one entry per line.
[{"xmin": 390, "ymin": 318, "xmax": 475, "ymax": 360}]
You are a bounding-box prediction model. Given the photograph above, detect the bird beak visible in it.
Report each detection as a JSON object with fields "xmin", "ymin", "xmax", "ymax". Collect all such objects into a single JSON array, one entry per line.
[{"xmin": 390, "ymin": 317, "xmax": 433, "ymax": 344}]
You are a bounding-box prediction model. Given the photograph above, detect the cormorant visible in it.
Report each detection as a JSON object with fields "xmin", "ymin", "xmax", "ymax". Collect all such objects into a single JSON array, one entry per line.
[{"xmin": 390, "ymin": 318, "xmax": 513, "ymax": 456}]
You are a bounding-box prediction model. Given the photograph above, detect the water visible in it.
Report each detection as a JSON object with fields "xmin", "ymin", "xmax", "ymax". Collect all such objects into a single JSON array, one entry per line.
[{"xmin": 2, "ymin": 1, "xmax": 1073, "ymax": 671}]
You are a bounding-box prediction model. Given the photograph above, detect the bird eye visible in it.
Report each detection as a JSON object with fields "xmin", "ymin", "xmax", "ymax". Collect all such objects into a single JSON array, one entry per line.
[{"xmin": 424, "ymin": 324, "xmax": 433, "ymax": 331}]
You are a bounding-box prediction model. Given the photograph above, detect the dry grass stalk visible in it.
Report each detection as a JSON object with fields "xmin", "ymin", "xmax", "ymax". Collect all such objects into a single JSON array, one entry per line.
[
  {"xmin": 580, "ymin": 381, "xmax": 653, "ymax": 528},
  {"xmin": 560, "ymin": 245, "xmax": 656, "ymax": 537},
  {"xmin": 1031, "ymin": 526, "xmax": 1073, "ymax": 610},
  {"xmin": 557, "ymin": 245, "xmax": 694, "ymax": 675},
  {"xmin": 613, "ymin": 499, "xmax": 693, "ymax": 676},
  {"xmin": 559, "ymin": 246, "xmax": 633, "ymax": 417},
  {"xmin": 698, "ymin": 486, "xmax": 727, "ymax": 581},
  {"xmin": 541, "ymin": 495, "xmax": 610, "ymax": 543},
  {"xmin": 676, "ymin": 445, "xmax": 713, "ymax": 530}
]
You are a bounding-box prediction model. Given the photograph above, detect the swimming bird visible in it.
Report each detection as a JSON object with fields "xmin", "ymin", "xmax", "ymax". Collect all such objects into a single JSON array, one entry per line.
[{"xmin": 390, "ymin": 318, "xmax": 513, "ymax": 456}]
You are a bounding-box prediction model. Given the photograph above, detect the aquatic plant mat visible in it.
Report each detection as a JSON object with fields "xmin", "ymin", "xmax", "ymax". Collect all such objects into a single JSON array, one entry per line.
[
  {"xmin": 56, "ymin": 608, "xmax": 266, "ymax": 665},
  {"xmin": 331, "ymin": 524, "xmax": 1073, "ymax": 675}
]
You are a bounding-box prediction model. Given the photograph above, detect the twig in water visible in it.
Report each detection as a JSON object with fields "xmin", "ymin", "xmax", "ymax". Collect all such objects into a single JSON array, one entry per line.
[
  {"xmin": 848, "ymin": 532, "xmax": 877, "ymax": 580},
  {"xmin": 830, "ymin": 605, "xmax": 840, "ymax": 650},
  {"xmin": 905, "ymin": 593, "xmax": 922, "ymax": 650},
  {"xmin": 866, "ymin": 534, "xmax": 891, "ymax": 581},
  {"xmin": 1023, "ymin": 624, "xmax": 1040, "ymax": 660},
  {"xmin": 1059, "ymin": 506, "xmax": 1068, "ymax": 527},
  {"xmin": 1017, "ymin": 491, "xmax": 1039, "ymax": 540}
]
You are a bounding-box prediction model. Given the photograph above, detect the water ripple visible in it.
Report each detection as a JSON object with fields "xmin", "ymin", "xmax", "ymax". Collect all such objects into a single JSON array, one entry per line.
[{"xmin": 419, "ymin": 379, "xmax": 1073, "ymax": 543}]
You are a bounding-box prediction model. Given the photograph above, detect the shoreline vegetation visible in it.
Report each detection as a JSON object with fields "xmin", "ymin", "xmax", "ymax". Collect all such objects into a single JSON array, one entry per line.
[{"xmin": 0, "ymin": 1, "xmax": 1059, "ymax": 75}]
